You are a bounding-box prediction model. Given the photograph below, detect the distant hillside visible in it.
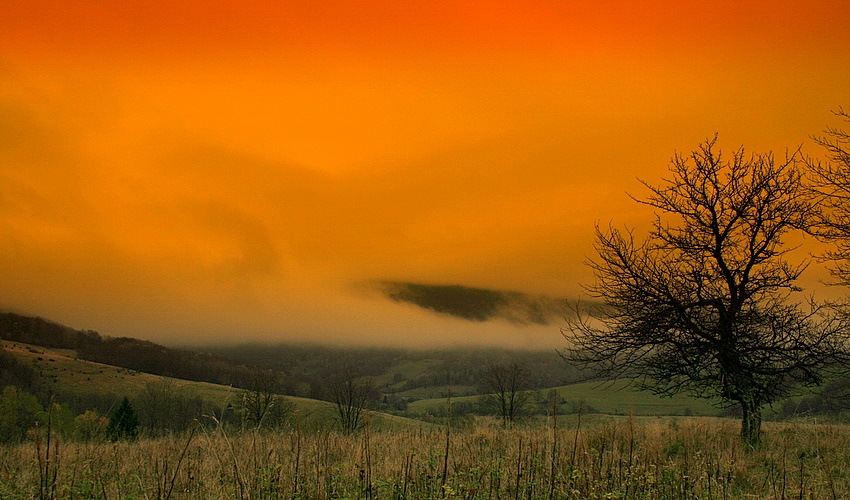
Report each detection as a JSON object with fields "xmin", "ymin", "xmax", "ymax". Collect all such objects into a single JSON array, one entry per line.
[
  {"xmin": 1, "ymin": 339, "xmax": 428, "ymax": 433},
  {"xmin": 207, "ymin": 343, "xmax": 588, "ymax": 402},
  {"xmin": 0, "ymin": 313, "xmax": 582, "ymax": 406},
  {"xmin": 4, "ymin": 312, "xmax": 846, "ymax": 422},
  {"xmin": 0, "ymin": 312, "xmax": 257, "ymax": 389}
]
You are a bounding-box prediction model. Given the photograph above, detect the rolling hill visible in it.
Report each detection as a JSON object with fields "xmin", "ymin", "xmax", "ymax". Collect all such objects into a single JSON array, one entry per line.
[
  {"xmin": 1, "ymin": 339, "xmax": 428, "ymax": 432},
  {"xmin": 3, "ymin": 311, "xmax": 843, "ymax": 428}
]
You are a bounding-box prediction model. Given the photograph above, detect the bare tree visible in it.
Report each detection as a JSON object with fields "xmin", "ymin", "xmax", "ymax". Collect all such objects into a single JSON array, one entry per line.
[
  {"xmin": 807, "ymin": 107, "xmax": 850, "ymax": 285},
  {"xmin": 136, "ymin": 379, "xmax": 205, "ymax": 434},
  {"xmin": 563, "ymin": 137, "xmax": 846, "ymax": 445},
  {"xmin": 329, "ymin": 369, "xmax": 374, "ymax": 434},
  {"xmin": 480, "ymin": 362, "xmax": 532, "ymax": 427},
  {"xmin": 242, "ymin": 368, "xmax": 294, "ymax": 431}
]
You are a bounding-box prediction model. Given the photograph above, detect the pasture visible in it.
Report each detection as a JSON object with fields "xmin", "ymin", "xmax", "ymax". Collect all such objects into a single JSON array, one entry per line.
[{"xmin": 2, "ymin": 414, "xmax": 848, "ymax": 499}]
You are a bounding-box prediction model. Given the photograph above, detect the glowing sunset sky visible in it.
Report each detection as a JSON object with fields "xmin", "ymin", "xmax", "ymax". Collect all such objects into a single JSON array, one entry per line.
[{"xmin": 2, "ymin": 1, "xmax": 849, "ymax": 348}]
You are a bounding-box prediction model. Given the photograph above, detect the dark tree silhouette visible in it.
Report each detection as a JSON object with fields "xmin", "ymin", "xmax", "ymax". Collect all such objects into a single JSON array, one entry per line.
[
  {"xmin": 480, "ymin": 362, "xmax": 532, "ymax": 427},
  {"xmin": 241, "ymin": 368, "xmax": 294, "ymax": 430},
  {"xmin": 329, "ymin": 369, "xmax": 374, "ymax": 434},
  {"xmin": 563, "ymin": 137, "xmax": 847, "ymax": 445},
  {"xmin": 135, "ymin": 380, "xmax": 208, "ymax": 434},
  {"xmin": 106, "ymin": 397, "xmax": 138, "ymax": 441}
]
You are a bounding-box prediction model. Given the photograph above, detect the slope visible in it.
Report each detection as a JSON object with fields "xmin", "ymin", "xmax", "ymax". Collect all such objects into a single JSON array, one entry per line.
[{"xmin": 2, "ymin": 340, "xmax": 427, "ymax": 432}]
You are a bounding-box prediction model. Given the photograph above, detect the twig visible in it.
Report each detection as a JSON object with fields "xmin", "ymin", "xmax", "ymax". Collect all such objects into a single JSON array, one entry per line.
[
  {"xmin": 441, "ymin": 387, "xmax": 452, "ymax": 497},
  {"xmin": 165, "ymin": 427, "xmax": 196, "ymax": 500},
  {"xmin": 548, "ymin": 394, "xmax": 557, "ymax": 500}
]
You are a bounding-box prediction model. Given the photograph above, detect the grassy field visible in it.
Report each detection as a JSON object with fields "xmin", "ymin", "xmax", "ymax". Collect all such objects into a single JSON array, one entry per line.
[
  {"xmin": 407, "ymin": 378, "xmax": 723, "ymax": 418},
  {"xmin": 2, "ymin": 415, "xmax": 848, "ymax": 499},
  {"xmin": 4, "ymin": 340, "xmax": 240, "ymax": 403},
  {"xmin": 5, "ymin": 340, "xmax": 850, "ymax": 498},
  {"xmin": 550, "ymin": 379, "xmax": 723, "ymax": 416}
]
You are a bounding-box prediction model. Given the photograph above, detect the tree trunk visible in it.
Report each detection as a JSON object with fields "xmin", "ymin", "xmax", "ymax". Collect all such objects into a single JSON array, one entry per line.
[{"xmin": 740, "ymin": 397, "xmax": 762, "ymax": 446}]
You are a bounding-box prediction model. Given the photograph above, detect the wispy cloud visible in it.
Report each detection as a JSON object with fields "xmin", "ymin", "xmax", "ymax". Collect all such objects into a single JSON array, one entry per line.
[
  {"xmin": 0, "ymin": 1, "xmax": 847, "ymax": 347},
  {"xmin": 376, "ymin": 281, "xmax": 567, "ymax": 325}
]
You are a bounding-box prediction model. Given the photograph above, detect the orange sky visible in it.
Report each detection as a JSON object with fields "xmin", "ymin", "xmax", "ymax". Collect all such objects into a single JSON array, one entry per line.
[{"xmin": 1, "ymin": 1, "xmax": 849, "ymax": 348}]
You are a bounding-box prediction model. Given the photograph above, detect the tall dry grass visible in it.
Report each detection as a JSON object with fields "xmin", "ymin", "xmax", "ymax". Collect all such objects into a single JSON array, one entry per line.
[{"xmin": 1, "ymin": 415, "xmax": 848, "ymax": 499}]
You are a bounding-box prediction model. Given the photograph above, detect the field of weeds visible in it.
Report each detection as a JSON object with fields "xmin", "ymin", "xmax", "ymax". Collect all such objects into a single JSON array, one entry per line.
[{"xmin": 1, "ymin": 415, "xmax": 848, "ymax": 499}]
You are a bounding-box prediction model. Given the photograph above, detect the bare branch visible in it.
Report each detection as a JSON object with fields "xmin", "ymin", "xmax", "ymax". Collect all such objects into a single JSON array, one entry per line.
[{"xmin": 563, "ymin": 137, "xmax": 847, "ymax": 445}]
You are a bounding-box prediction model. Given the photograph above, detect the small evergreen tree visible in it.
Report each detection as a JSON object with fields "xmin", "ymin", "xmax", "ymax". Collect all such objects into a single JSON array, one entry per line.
[{"xmin": 106, "ymin": 397, "xmax": 138, "ymax": 441}]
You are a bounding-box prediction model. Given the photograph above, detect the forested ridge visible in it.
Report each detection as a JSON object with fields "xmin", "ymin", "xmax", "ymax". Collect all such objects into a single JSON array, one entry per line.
[{"xmin": 0, "ymin": 312, "xmax": 257, "ymax": 389}]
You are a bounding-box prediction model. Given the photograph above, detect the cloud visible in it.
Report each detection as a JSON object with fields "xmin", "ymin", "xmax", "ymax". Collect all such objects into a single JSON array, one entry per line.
[
  {"xmin": 375, "ymin": 281, "xmax": 567, "ymax": 325},
  {"xmin": 1, "ymin": 3, "xmax": 847, "ymax": 350}
]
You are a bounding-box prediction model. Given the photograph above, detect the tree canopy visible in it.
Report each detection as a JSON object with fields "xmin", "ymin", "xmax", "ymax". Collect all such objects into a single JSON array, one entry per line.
[
  {"xmin": 563, "ymin": 137, "xmax": 848, "ymax": 444},
  {"xmin": 480, "ymin": 362, "xmax": 532, "ymax": 428}
]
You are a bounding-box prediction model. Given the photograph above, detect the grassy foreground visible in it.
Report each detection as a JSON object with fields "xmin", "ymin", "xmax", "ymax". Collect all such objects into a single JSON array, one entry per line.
[{"xmin": 2, "ymin": 416, "xmax": 849, "ymax": 499}]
